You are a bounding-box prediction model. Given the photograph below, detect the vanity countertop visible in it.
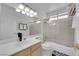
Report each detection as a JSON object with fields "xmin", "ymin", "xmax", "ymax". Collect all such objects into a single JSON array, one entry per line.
[{"xmin": 0, "ymin": 35, "xmax": 42, "ymax": 56}]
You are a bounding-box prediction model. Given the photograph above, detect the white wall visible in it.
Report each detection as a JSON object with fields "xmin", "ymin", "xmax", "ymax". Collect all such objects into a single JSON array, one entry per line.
[
  {"xmin": 73, "ymin": 4, "xmax": 79, "ymax": 44},
  {"xmin": 71, "ymin": 4, "xmax": 79, "ymax": 56},
  {"xmin": 0, "ymin": 4, "xmax": 31, "ymax": 41}
]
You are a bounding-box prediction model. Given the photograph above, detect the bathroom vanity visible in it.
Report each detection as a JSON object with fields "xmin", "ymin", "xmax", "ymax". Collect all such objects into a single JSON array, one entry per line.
[
  {"xmin": 12, "ymin": 42, "xmax": 41, "ymax": 56},
  {"xmin": 0, "ymin": 35, "xmax": 42, "ymax": 56}
]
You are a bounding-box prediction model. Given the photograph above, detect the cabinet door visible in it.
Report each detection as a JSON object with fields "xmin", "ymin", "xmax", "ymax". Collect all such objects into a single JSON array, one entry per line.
[
  {"xmin": 31, "ymin": 47, "xmax": 41, "ymax": 56},
  {"xmin": 31, "ymin": 42, "xmax": 41, "ymax": 56},
  {"xmin": 13, "ymin": 48, "xmax": 30, "ymax": 56}
]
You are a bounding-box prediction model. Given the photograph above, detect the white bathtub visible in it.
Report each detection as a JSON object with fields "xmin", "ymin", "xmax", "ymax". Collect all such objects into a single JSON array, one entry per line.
[{"xmin": 42, "ymin": 41, "xmax": 75, "ymax": 56}]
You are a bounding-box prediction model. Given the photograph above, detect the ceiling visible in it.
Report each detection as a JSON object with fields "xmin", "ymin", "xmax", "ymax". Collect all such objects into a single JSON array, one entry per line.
[
  {"xmin": 27, "ymin": 3, "xmax": 69, "ymax": 18},
  {"xmin": 4, "ymin": 3, "xmax": 69, "ymax": 19}
]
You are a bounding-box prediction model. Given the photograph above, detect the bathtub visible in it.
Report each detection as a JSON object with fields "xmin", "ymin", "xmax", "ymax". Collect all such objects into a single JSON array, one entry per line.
[{"xmin": 42, "ymin": 41, "xmax": 75, "ymax": 56}]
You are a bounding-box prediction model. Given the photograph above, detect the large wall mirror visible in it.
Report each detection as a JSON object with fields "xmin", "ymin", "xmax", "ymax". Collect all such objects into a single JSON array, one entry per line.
[{"xmin": 18, "ymin": 23, "xmax": 28, "ymax": 30}]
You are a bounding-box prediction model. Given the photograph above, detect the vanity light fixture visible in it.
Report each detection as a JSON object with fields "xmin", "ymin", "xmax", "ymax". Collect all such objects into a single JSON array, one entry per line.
[
  {"xmin": 16, "ymin": 3, "xmax": 37, "ymax": 17},
  {"xmin": 48, "ymin": 17, "xmax": 57, "ymax": 24},
  {"xmin": 49, "ymin": 17, "xmax": 57, "ymax": 21},
  {"xmin": 58, "ymin": 15, "xmax": 68, "ymax": 19},
  {"xmin": 36, "ymin": 21, "xmax": 41, "ymax": 24}
]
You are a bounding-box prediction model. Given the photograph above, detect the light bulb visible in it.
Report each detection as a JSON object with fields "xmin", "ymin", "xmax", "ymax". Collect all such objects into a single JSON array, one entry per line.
[
  {"xmin": 25, "ymin": 7, "xmax": 30, "ymax": 12},
  {"xmin": 18, "ymin": 4, "xmax": 24, "ymax": 10},
  {"xmin": 34, "ymin": 12, "xmax": 37, "ymax": 15},
  {"xmin": 30, "ymin": 10, "xmax": 34, "ymax": 14},
  {"xmin": 26, "ymin": 13, "xmax": 30, "ymax": 16},
  {"xmin": 16, "ymin": 8, "xmax": 21, "ymax": 12},
  {"xmin": 36, "ymin": 21, "xmax": 40, "ymax": 23},
  {"xmin": 22, "ymin": 11, "xmax": 26, "ymax": 14},
  {"xmin": 58, "ymin": 15, "xmax": 68, "ymax": 19}
]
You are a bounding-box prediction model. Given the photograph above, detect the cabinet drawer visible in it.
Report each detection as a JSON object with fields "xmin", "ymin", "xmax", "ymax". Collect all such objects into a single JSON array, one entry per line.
[
  {"xmin": 13, "ymin": 48, "xmax": 30, "ymax": 56},
  {"xmin": 31, "ymin": 42, "xmax": 41, "ymax": 52}
]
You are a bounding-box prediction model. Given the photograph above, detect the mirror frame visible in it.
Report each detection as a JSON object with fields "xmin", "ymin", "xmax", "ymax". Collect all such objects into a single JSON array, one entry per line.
[{"xmin": 18, "ymin": 23, "xmax": 28, "ymax": 30}]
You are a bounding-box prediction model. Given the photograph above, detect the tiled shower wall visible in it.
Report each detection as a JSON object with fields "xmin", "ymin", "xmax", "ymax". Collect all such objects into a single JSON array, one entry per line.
[{"xmin": 43, "ymin": 17, "xmax": 74, "ymax": 47}]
